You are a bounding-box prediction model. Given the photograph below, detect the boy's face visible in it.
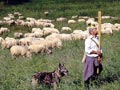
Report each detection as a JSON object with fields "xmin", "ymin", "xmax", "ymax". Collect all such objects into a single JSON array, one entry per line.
[
  {"xmin": 93, "ymin": 28, "xmax": 98, "ymax": 35},
  {"xmin": 91, "ymin": 28, "xmax": 98, "ymax": 35}
]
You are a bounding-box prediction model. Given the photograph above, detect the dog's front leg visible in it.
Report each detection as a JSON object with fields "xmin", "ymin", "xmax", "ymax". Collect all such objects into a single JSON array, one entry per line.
[{"xmin": 53, "ymin": 82, "xmax": 57, "ymax": 90}]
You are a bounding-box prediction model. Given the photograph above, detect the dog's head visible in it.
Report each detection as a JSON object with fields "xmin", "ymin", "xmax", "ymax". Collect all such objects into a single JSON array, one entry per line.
[{"xmin": 57, "ymin": 63, "xmax": 68, "ymax": 77}]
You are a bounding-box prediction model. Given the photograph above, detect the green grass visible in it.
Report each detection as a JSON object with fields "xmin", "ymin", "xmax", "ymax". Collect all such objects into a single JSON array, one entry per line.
[{"xmin": 0, "ymin": 0, "xmax": 120, "ymax": 90}]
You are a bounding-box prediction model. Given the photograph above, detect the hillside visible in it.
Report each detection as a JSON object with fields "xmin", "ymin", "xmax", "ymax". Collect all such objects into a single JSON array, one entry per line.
[{"xmin": 0, "ymin": 0, "xmax": 120, "ymax": 90}]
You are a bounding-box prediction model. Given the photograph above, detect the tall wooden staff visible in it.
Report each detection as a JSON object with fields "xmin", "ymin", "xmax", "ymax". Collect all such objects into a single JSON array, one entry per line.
[{"xmin": 97, "ymin": 11, "xmax": 102, "ymax": 74}]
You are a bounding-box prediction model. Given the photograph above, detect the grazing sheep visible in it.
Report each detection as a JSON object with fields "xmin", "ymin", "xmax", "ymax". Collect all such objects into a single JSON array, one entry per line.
[
  {"xmin": 28, "ymin": 44, "xmax": 46, "ymax": 54},
  {"xmin": 68, "ymin": 20, "xmax": 76, "ymax": 24},
  {"xmin": 15, "ymin": 19, "xmax": 25, "ymax": 26},
  {"xmin": 56, "ymin": 17, "xmax": 67, "ymax": 22},
  {"xmin": 72, "ymin": 30, "xmax": 89, "ymax": 40},
  {"xmin": 14, "ymin": 12, "xmax": 22, "ymax": 16},
  {"xmin": 61, "ymin": 27, "xmax": 72, "ymax": 32},
  {"xmin": 19, "ymin": 37, "xmax": 34, "ymax": 46},
  {"xmin": 8, "ymin": 13, "xmax": 14, "ymax": 19},
  {"xmin": 101, "ymin": 27, "xmax": 113, "ymax": 35},
  {"xmin": 45, "ymin": 33, "xmax": 60, "ymax": 40},
  {"xmin": 0, "ymin": 27, "xmax": 10, "ymax": 35},
  {"xmin": 71, "ymin": 33, "xmax": 83, "ymax": 40},
  {"xmin": 39, "ymin": 18, "xmax": 53, "ymax": 23},
  {"xmin": 26, "ymin": 17, "xmax": 35, "ymax": 21},
  {"xmin": 3, "ymin": 17, "xmax": 11, "ymax": 21},
  {"xmin": 102, "ymin": 23, "xmax": 113, "ymax": 29},
  {"xmin": 59, "ymin": 34, "xmax": 73, "ymax": 41},
  {"xmin": 71, "ymin": 15, "xmax": 78, "ymax": 19},
  {"xmin": 1, "ymin": 37, "xmax": 18, "ymax": 49},
  {"xmin": 72, "ymin": 30, "xmax": 83, "ymax": 34},
  {"xmin": 43, "ymin": 22, "xmax": 55, "ymax": 28},
  {"xmin": 43, "ymin": 27, "xmax": 59, "ymax": 36},
  {"xmin": 5, "ymin": 20, "xmax": 15, "ymax": 25},
  {"xmin": 32, "ymin": 28, "xmax": 42, "ymax": 33},
  {"xmin": 24, "ymin": 33, "xmax": 36, "ymax": 37},
  {"xmin": 71, "ymin": 30, "xmax": 83, "ymax": 40},
  {"xmin": 45, "ymin": 38, "xmax": 62, "ymax": 49},
  {"xmin": 112, "ymin": 23, "xmax": 120, "ymax": 31},
  {"xmin": 101, "ymin": 23, "xmax": 113, "ymax": 35},
  {"xmin": 30, "ymin": 38, "xmax": 44, "ymax": 45},
  {"xmin": 10, "ymin": 45, "xmax": 32, "ymax": 58},
  {"xmin": 18, "ymin": 16, "xmax": 24, "ymax": 19},
  {"xmin": 78, "ymin": 19, "xmax": 85, "ymax": 23},
  {"xmin": 14, "ymin": 32, "xmax": 23, "ymax": 38},
  {"xmin": 44, "ymin": 11, "xmax": 49, "ymax": 16},
  {"xmin": 101, "ymin": 16, "xmax": 111, "ymax": 19}
]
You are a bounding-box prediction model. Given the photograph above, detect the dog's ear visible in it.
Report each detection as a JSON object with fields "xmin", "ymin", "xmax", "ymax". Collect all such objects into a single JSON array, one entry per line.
[
  {"xmin": 59, "ymin": 63, "xmax": 61, "ymax": 67},
  {"xmin": 59, "ymin": 63, "xmax": 64, "ymax": 67}
]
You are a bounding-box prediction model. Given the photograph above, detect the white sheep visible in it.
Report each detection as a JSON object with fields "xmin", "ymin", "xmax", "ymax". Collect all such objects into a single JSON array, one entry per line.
[
  {"xmin": 0, "ymin": 27, "xmax": 10, "ymax": 35},
  {"xmin": 30, "ymin": 38, "xmax": 44, "ymax": 45},
  {"xmin": 8, "ymin": 13, "xmax": 15, "ymax": 19},
  {"xmin": 59, "ymin": 34, "xmax": 73, "ymax": 41},
  {"xmin": 44, "ymin": 11, "xmax": 49, "ymax": 16},
  {"xmin": 71, "ymin": 30, "xmax": 83, "ymax": 40},
  {"xmin": 78, "ymin": 19, "xmax": 85, "ymax": 23},
  {"xmin": 101, "ymin": 16, "xmax": 111, "ymax": 19},
  {"xmin": 10, "ymin": 45, "xmax": 31, "ymax": 58},
  {"xmin": 71, "ymin": 15, "xmax": 78, "ymax": 19},
  {"xmin": 71, "ymin": 33, "xmax": 83, "ymax": 40},
  {"xmin": 18, "ymin": 16, "xmax": 24, "ymax": 19},
  {"xmin": 24, "ymin": 33, "xmax": 36, "ymax": 37},
  {"xmin": 15, "ymin": 19, "xmax": 24, "ymax": 25},
  {"xmin": 61, "ymin": 27, "xmax": 72, "ymax": 32},
  {"xmin": 32, "ymin": 28, "xmax": 42, "ymax": 33},
  {"xmin": 68, "ymin": 20, "xmax": 76, "ymax": 24},
  {"xmin": 101, "ymin": 23, "xmax": 113, "ymax": 35},
  {"xmin": 19, "ymin": 37, "xmax": 34, "ymax": 46},
  {"xmin": 101, "ymin": 27, "xmax": 113, "ymax": 35},
  {"xmin": 28, "ymin": 44, "xmax": 46, "ymax": 54},
  {"xmin": 72, "ymin": 30, "xmax": 89, "ymax": 40},
  {"xmin": 43, "ymin": 22, "xmax": 55, "ymax": 28},
  {"xmin": 56, "ymin": 17, "xmax": 67, "ymax": 22},
  {"xmin": 14, "ymin": 12, "xmax": 22, "ymax": 16},
  {"xmin": 112, "ymin": 23, "xmax": 120, "ymax": 31},
  {"xmin": 38, "ymin": 18, "xmax": 53, "ymax": 23},
  {"xmin": 72, "ymin": 30, "xmax": 83, "ymax": 34},
  {"xmin": 45, "ymin": 38, "xmax": 62, "ymax": 49},
  {"xmin": 26, "ymin": 17, "xmax": 35, "ymax": 21},
  {"xmin": 3, "ymin": 17, "xmax": 11, "ymax": 21},
  {"xmin": 14, "ymin": 32, "xmax": 23, "ymax": 38},
  {"xmin": 1, "ymin": 38, "xmax": 18, "ymax": 49},
  {"xmin": 45, "ymin": 33, "xmax": 60, "ymax": 40},
  {"xmin": 5, "ymin": 20, "xmax": 15, "ymax": 25},
  {"xmin": 43, "ymin": 27, "xmax": 59, "ymax": 36}
]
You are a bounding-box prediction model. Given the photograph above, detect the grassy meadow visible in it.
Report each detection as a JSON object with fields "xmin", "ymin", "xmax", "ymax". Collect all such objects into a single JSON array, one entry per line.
[{"xmin": 0, "ymin": 0, "xmax": 120, "ymax": 90}]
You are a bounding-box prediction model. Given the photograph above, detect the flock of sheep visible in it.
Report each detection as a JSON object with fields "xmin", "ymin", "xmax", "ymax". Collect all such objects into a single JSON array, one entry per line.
[{"xmin": 0, "ymin": 11, "xmax": 120, "ymax": 58}]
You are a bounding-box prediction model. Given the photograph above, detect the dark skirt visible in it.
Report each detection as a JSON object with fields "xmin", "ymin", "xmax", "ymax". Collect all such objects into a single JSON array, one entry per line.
[{"xmin": 83, "ymin": 56, "xmax": 99, "ymax": 81}]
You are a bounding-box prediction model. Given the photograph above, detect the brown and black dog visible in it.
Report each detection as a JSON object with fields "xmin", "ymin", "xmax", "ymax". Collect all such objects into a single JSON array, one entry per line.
[{"xmin": 31, "ymin": 63, "xmax": 68, "ymax": 90}]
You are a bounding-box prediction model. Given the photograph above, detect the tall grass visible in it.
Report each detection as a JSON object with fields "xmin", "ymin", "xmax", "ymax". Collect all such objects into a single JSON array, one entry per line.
[{"xmin": 0, "ymin": 0, "xmax": 120, "ymax": 90}]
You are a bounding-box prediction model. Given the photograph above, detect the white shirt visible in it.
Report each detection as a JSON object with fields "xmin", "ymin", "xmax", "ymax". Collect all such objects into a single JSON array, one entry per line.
[{"xmin": 85, "ymin": 35, "xmax": 99, "ymax": 57}]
